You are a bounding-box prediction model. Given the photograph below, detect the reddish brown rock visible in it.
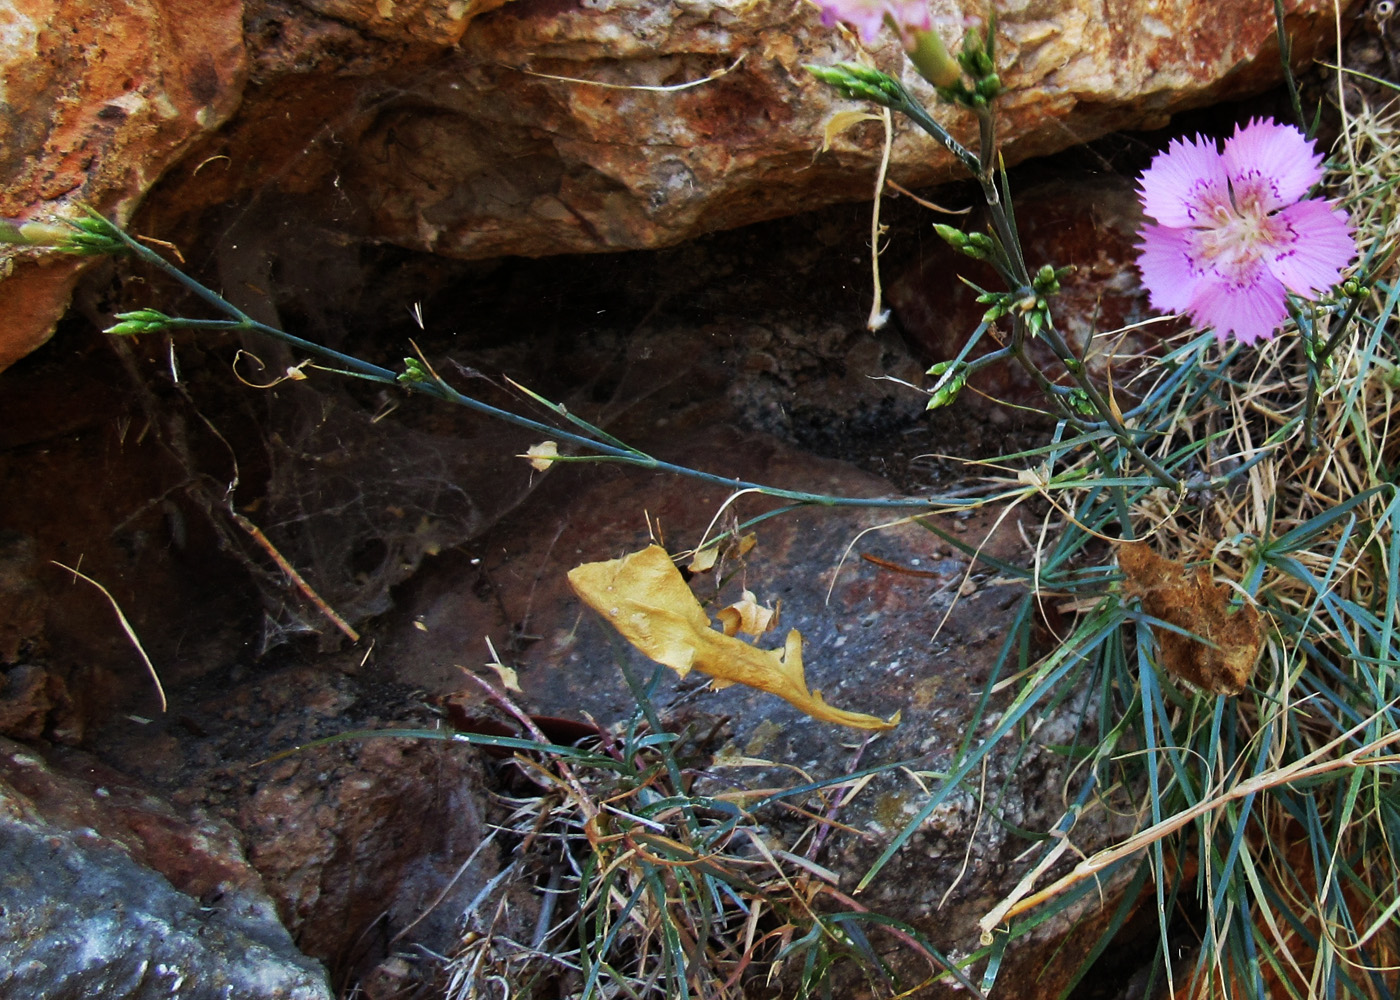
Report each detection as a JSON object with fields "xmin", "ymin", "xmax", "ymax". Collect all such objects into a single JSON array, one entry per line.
[
  {"xmin": 0, "ymin": 0, "xmax": 247, "ymax": 369},
  {"xmin": 0, "ymin": 665, "xmax": 79, "ymax": 743},
  {"xmin": 1, "ymin": 0, "xmax": 1354, "ymax": 370},
  {"xmin": 339, "ymin": 0, "xmax": 1350, "ymax": 262},
  {"xmin": 232, "ymin": 684, "xmax": 504, "ymax": 976}
]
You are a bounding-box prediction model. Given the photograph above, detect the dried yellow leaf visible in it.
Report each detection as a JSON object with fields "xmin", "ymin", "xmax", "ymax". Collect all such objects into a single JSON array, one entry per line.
[
  {"xmin": 689, "ymin": 545, "xmax": 720, "ymax": 573},
  {"xmin": 568, "ymin": 545, "xmax": 899, "ymax": 731},
  {"xmin": 820, "ymin": 110, "xmax": 883, "ymax": 153}
]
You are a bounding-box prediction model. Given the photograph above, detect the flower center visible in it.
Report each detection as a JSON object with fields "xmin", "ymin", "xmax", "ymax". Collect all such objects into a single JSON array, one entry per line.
[{"xmin": 1194, "ymin": 191, "xmax": 1273, "ymax": 276}]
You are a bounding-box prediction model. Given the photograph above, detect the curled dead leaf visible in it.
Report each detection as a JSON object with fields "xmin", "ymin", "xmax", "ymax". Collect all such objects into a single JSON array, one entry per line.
[
  {"xmin": 1118, "ymin": 542, "xmax": 1262, "ymax": 696},
  {"xmin": 568, "ymin": 545, "xmax": 899, "ymax": 730},
  {"xmin": 717, "ymin": 589, "xmax": 777, "ymax": 638}
]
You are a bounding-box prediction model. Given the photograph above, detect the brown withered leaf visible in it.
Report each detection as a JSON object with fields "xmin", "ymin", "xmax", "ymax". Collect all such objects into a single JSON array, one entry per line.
[
  {"xmin": 1118, "ymin": 542, "xmax": 1263, "ymax": 696},
  {"xmin": 568, "ymin": 545, "xmax": 899, "ymax": 730}
]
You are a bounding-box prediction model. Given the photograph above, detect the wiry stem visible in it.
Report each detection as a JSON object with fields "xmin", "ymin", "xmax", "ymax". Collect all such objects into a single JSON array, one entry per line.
[{"xmin": 104, "ymin": 219, "xmax": 994, "ymax": 513}]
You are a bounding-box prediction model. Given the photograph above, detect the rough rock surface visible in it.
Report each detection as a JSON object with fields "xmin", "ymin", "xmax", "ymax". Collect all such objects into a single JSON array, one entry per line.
[
  {"xmin": 0, "ymin": 0, "xmax": 247, "ymax": 370},
  {"xmin": 390, "ymin": 425, "xmax": 1137, "ymax": 996},
  {"xmin": 1, "ymin": 0, "xmax": 1354, "ymax": 370},
  {"xmin": 336, "ymin": 0, "xmax": 1351, "ymax": 260},
  {"xmin": 0, "ymin": 736, "xmax": 332, "ymax": 1000},
  {"xmin": 0, "ymin": 183, "xmax": 1145, "ymax": 992}
]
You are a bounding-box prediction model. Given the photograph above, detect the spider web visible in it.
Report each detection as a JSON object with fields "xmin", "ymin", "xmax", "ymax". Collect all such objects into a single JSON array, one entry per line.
[{"xmin": 257, "ymin": 387, "xmax": 483, "ymax": 634}]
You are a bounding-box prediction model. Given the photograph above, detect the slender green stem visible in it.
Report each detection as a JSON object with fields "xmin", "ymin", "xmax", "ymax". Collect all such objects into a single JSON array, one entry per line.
[
  {"xmin": 889, "ymin": 85, "xmax": 1175, "ymax": 489},
  {"xmin": 1272, "ymin": 0, "xmax": 1307, "ymax": 134},
  {"xmin": 1314, "ymin": 291, "xmax": 1368, "ymax": 366},
  {"xmin": 1302, "ymin": 331, "xmax": 1322, "ymax": 454},
  {"xmin": 106, "ymin": 218, "xmax": 997, "ymax": 512},
  {"xmin": 1046, "ymin": 332, "xmax": 1180, "ymax": 490},
  {"xmin": 963, "ymin": 344, "xmax": 1015, "ymax": 374},
  {"xmin": 974, "ymin": 110, "xmax": 1029, "ymax": 287},
  {"xmin": 890, "ymin": 86, "xmax": 980, "ymax": 177}
]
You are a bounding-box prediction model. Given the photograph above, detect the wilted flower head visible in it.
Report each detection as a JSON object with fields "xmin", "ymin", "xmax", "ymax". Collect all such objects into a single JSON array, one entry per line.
[
  {"xmin": 811, "ymin": 0, "xmax": 968, "ymax": 87},
  {"xmin": 814, "ymin": 0, "xmax": 932, "ymax": 46},
  {"xmin": 1135, "ymin": 118, "xmax": 1356, "ymax": 345}
]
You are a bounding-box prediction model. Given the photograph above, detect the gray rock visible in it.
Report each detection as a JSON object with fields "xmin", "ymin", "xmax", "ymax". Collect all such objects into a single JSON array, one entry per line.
[{"xmin": 0, "ymin": 742, "xmax": 331, "ymax": 1000}]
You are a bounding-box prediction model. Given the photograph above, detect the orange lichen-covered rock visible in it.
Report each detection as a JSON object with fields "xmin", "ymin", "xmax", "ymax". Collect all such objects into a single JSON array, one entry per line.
[
  {"xmin": 1, "ymin": 0, "xmax": 1349, "ymax": 371},
  {"xmin": 0, "ymin": 0, "xmax": 246, "ymax": 369}
]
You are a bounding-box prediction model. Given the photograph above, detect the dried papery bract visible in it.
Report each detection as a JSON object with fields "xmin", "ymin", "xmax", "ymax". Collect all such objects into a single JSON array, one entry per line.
[
  {"xmin": 568, "ymin": 545, "xmax": 899, "ymax": 730},
  {"xmin": 1118, "ymin": 542, "xmax": 1263, "ymax": 696}
]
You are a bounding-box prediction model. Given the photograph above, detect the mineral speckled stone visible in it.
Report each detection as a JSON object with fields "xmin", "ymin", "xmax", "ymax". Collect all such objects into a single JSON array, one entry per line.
[{"xmin": 0, "ymin": 743, "xmax": 332, "ymax": 1000}]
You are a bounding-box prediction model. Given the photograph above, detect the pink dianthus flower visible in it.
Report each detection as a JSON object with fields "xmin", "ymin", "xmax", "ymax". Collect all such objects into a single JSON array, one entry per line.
[{"xmin": 1135, "ymin": 118, "xmax": 1356, "ymax": 345}]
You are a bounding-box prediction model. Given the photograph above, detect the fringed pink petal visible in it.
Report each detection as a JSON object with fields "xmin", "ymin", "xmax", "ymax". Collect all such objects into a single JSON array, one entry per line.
[
  {"xmin": 815, "ymin": 0, "xmax": 929, "ymax": 44},
  {"xmin": 1136, "ymin": 225, "xmax": 1205, "ymax": 313},
  {"xmin": 1263, "ymin": 200, "xmax": 1356, "ymax": 296},
  {"xmin": 1187, "ymin": 267, "xmax": 1291, "ymax": 345},
  {"xmin": 1137, "ymin": 134, "xmax": 1231, "ymax": 228},
  {"xmin": 1222, "ymin": 119, "xmax": 1324, "ymax": 213},
  {"xmin": 889, "ymin": 0, "xmax": 932, "ymax": 33}
]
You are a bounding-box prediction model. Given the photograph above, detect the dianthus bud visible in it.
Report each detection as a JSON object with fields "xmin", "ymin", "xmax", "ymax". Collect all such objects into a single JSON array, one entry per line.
[
  {"xmin": 1, "ymin": 219, "xmax": 73, "ymax": 245},
  {"xmin": 906, "ymin": 28, "xmax": 961, "ymax": 88}
]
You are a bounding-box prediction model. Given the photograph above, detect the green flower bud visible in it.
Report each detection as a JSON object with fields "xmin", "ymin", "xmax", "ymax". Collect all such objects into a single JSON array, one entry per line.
[
  {"xmin": 957, "ymin": 231, "xmax": 996, "ymax": 261},
  {"xmin": 958, "ymin": 29, "xmax": 995, "ymax": 79},
  {"xmin": 398, "ymin": 358, "xmax": 433, "ymax": 384},
  {"xmin": 0, "ymin": 219, "xmax": 75, "ymax": 246},
  {"xmin": 60, "ymin": 208, "xmax": 130, "ymax": 256},
  {"xmin": 104, "ymin": 309, "xmax": 173, "ymax": 337},
  {"xmin": 1066, "ymin": 388, "xmax": 1097, "ymax": 416},
  {"xmin": 1032, "ymin": 271, "xmax": 1059, "ymax": 294},
  {"xmin": 932, "ymin": 223, "xmax": 968, "ymax": 249},
  {"xmin": 906, "ymin": 28, "xmax": 961, "ymax": 89},
  {"xmin": 805, "ymin": 63, "xmax": 904, "ymax": 108},
  {"xmin": 926, "ymin": 362, "xmax": 967, "ymax": 410}
]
